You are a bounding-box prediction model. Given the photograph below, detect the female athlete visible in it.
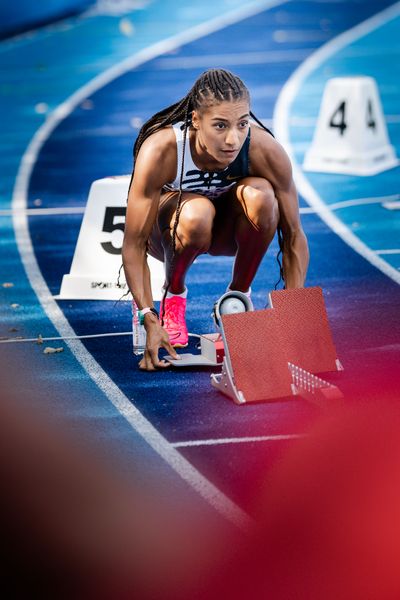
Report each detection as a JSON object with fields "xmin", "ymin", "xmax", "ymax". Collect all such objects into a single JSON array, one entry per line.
[{"xmin": 122, "ymin": 68, "xmax": 309, "ymax": 371}]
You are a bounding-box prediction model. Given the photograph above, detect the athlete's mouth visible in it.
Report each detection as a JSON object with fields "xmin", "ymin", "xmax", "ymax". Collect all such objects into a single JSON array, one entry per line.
[{"xmin": 221, "ymin": 149, "xmax": 238, "ymax": 154}]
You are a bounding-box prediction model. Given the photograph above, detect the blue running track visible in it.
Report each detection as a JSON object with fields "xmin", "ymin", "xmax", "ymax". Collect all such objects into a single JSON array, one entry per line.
[{"xmin": 1, "ymin": 0, "xmax": 400, "ymax": 524}]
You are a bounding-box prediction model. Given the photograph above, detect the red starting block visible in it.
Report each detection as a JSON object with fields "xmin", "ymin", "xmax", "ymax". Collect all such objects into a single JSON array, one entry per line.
[
  {"xmin": 269, "ymin": 287, "xmax": 343, "ymax": 373},
  {"xmin": 210, "ymin": 287, "xmax": 343, "ymax": 404},
  {"xmin": 166, "ymin": 286, "xmax": 343, "ymax": 405}
]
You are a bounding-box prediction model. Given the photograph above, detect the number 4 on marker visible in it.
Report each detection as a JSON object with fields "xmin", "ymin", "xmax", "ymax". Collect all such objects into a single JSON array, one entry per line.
[
  {"xmin": 366, "ymin": 99, "xmax": 376, "ymax": 131},
  {"xmin": 329, "ymin": 100, "xmax": 347, "ymax": 136},
  {"xmin": 329, "ymin": 99, "xmax": 377, "ymax": 136}
]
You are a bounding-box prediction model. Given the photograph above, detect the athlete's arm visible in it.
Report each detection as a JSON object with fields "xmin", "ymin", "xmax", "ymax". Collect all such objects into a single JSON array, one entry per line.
[
  {"xmin": 250, "ymin": 128, "xmax": 309, "ymax": 288},
  {"xmin": 122, "ymin": 130, "xmax": 178, "ymax": 369}
]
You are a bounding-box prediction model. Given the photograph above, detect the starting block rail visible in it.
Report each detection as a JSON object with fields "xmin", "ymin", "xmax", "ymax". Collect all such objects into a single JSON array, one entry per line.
[{"xmin": 211, "ymin": 359, "xmax": 342, "ymax": 405}]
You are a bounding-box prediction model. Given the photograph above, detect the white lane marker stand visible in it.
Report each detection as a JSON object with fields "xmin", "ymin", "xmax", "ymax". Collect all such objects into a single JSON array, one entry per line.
[
  {"xmin": 57, "ymin": 176, "xmax": 164, "ymax": 300},
  {"xmin": 303, "ymin": 76, "xmax": 399, "ymax": 176}
]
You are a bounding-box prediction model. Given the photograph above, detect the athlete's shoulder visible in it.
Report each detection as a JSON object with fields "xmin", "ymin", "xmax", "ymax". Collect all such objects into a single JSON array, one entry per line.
[
  {"xmin": 138, "ymin": 126, "xmax": 176, "ymax": 159},
  {"xmin": 249, "ymin": 124, "xmax": 293, "ymax": 188},
  {"xmin": 134, "ymin": 126, "xmax": 177, "ymax": 186},
  {"xmin": 249, "ymin": 123, "xmax": 277, "ymax": 151}
]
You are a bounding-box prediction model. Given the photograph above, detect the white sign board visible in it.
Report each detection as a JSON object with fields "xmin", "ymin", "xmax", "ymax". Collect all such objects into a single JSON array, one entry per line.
[
  {"xmin": 57, "ymin": 176, "xmax": 164, "ymax": 300},
  {"xmin": 303, "ymin": 76, "xmax": 398, "ymax": 176}
]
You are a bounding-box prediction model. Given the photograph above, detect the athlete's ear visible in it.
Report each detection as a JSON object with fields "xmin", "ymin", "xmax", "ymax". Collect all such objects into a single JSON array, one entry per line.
[{"xmin": 191, "ymin": 110, "xmax": 200, "ymax": 130}]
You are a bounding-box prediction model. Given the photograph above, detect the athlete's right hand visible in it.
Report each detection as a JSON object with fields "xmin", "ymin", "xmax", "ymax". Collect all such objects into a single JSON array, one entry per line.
[{"xmin": 138, "ymin": 319, "xmax": 179, "ymax": 371}]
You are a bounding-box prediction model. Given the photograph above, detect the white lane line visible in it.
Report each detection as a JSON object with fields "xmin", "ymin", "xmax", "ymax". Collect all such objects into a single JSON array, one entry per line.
[
  {"xmin": 299, "ymin": 194, "xmax": 400, "ymax": 213},
  {"xmin": 375, "ymin": 249, "xmax": 400, "ymax": 255},
  {"xmin": 10, "ymin": 0, "xmax": 287, "ymax": 191},
  {"xmin": 273, "ymin": 29, "xmax": 330, "ymax": 43},
  {"xmin": 0, "ymin": 330, "xmax": 202, "ymax": 343},
  {"xmin": 2, "ymin": 195, "xmax": 398, "ymax": 218},
  {"xmin": 11, "ymin": 0, "xmax": 291, "ymax": 532},
  {"xmin": 0, "ymin": 206, "xmax": 86, "ymax": 216},
  {"xmin": 383, "ymin": 201, "xmax": 400, "ymax": 210},
  {"xmin": 154, "ymin": 48, "xmax": 313, "ymax": 69},
  {"xmin": 0, "ymin": 331, "xmax": 132, "ymax": 343},
  {"xmin": 172, "ymin": 434, "xmax": 304, "ymax": 448},
  {"xmin": 10, "ymin": 229, "xmax": 253, "ymax": 531},
  {"xmin": 326, "ymin": 195, "xmax": 400, "ymax": 211},
  {"xmin": 274, "ymin": 1, "xmax": 400, "ymax": 287}
]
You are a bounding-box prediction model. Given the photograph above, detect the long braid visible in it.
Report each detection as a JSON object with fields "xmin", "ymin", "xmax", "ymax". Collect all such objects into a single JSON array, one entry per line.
[
  {"xmin": 248, "ymin": 110, "xmax": 286, "ymax": 287},
  {"xmin": 128, "ymin": 97, "xmax": 191, "ymax": 195},
  {"xmin": 274, "ymin": 225, "xmax": 285, "ymax": 290},
  {"xmin": 170, "ymin": 100, "xmax": 191, "ymax": 259},
  {"xmin": 160, "ymin": 99, "xmax": 191, "ymax": 324},
  {"xmin": 133, "ymin": 97, "xmax": 190, "ymax": 162},
  {"xmin": 249, "ymin": 110, "xmax": 274, "ymax": 138},
  {"xmin": 247, "ymin": 112, "xmax": 284, "ymax": 288}
]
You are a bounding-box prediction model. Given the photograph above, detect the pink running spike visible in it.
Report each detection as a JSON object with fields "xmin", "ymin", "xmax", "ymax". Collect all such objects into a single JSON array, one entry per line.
[{"xmin": 160, "ymin": 295, "xmax": 189, "ymax": 348}]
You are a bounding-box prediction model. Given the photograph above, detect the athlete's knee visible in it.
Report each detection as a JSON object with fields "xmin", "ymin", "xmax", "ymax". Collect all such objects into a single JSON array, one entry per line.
[
  {"xmin": 239, "ymin": 180, "xmax": 279, "ymax": 233},
  {"xmin": 175, "ymin": 200, "xmax": 215, "ymax": 251}
]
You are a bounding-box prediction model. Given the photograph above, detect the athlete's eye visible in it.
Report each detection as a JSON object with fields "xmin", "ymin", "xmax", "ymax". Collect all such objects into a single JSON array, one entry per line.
[
  {"xmin": 214, "ymin": 122, "xmax": 226, "ymax": 129},
  {"xmin": 239, "ymin": 120, "xmax": 249, "ymax": 128}
]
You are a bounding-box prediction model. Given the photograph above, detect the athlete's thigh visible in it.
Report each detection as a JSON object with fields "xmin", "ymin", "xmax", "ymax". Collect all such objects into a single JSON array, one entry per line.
[
  {"xmin": 158, "ymin": 190, "xmax": 216, "ymax": 232},
  {"xmin": 234, "ymin": 176, "xmax": 276, "ymax": 214},
  {"xmin": 208, "ymin": 177, "xmax": 276, "ymax": 256},
  {"xmin": 147, "ymin": 190, "xmax": 216, "ymax": 261}
]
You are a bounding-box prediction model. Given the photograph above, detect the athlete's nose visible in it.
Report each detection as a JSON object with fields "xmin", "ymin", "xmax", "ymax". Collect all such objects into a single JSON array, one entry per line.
[{"xmin": 225, "ymin": 128, "xmax": 239, "ymax": 147}]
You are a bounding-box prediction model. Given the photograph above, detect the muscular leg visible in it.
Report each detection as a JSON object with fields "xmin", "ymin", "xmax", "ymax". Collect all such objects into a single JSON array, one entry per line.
[
  {"xmin": 148, "ymin": 180, "xmax": 278, "ymax": 295},
  {"xmin": 231, "ymin": 177, "xmax": 279, "ymax": 291},
  {"xmin": 150, "ymin": 191, "xmax": 216, "ymax": 294}
]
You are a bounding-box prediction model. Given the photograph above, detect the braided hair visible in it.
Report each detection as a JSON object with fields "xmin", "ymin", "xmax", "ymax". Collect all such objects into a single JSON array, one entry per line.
[{"xmin": 128, "ymin": 69, "xmax": 284, "ymax": 314}]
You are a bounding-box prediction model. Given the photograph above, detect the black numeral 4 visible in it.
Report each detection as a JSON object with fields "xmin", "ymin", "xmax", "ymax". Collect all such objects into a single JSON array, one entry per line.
[
  {"xmin": 329, "ymin": 99, "xmax": 377, "ymax": 136},
  {"xmin": 366, "ymin": 99, "xmax": 376, "ymax": 131},
  {"xmin": 329, "ymin": 100, "xmax": 347, "ymax": 136}
]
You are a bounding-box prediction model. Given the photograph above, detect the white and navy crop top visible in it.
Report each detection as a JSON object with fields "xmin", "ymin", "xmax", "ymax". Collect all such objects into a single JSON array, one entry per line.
[{"xmin": 163, "ymin": 122, "xmax": 251, "ymax": 200}]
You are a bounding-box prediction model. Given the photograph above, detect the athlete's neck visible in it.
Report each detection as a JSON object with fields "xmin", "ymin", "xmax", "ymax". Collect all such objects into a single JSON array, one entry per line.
[{"xmin": 190, "ymin": 128, "xmax": 229, "ymax": 172}]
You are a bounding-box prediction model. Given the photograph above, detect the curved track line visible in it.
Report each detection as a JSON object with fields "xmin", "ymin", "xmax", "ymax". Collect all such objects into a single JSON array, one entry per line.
[
  {"xmin": 10, "ymin": 1, "xmax": 291, "ymax": 532},
  {"xmin": 274, "ymin": 1, "xmax": 400, "ymax": 286},
  {"xmin": 172, "ymin": 434, "xmax": 304, "ymax": 448},
  {"xmin": 11, "ymin": 0, "xmax": 285, "ymax": 181}
]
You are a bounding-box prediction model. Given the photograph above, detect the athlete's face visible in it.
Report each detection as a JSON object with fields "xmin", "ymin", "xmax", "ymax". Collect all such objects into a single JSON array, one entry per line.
[{"xmin": 192, "ymin": 100, "xmax": 250, "ymax": 168}]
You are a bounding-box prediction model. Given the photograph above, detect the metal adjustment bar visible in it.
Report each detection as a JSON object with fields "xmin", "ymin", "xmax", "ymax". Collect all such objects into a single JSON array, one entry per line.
[
  {"xmin": 288, "ymin": 362, "xmax": 343, "ymax": 403},
  {"xmin": 210, "ymin": 357, "xmax": 246, "ymax": 404}
]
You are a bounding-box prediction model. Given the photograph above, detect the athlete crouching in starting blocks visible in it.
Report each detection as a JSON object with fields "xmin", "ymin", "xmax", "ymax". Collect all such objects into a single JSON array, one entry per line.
[{"xmin": 122, "ymin": 68, "xmax": 309, "ymax": 371}]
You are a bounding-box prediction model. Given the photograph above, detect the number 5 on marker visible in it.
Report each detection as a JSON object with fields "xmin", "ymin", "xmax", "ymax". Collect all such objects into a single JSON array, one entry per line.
[{"xmin": 101, "ymin": 206, "xmax": 126, "ymax": 255}]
